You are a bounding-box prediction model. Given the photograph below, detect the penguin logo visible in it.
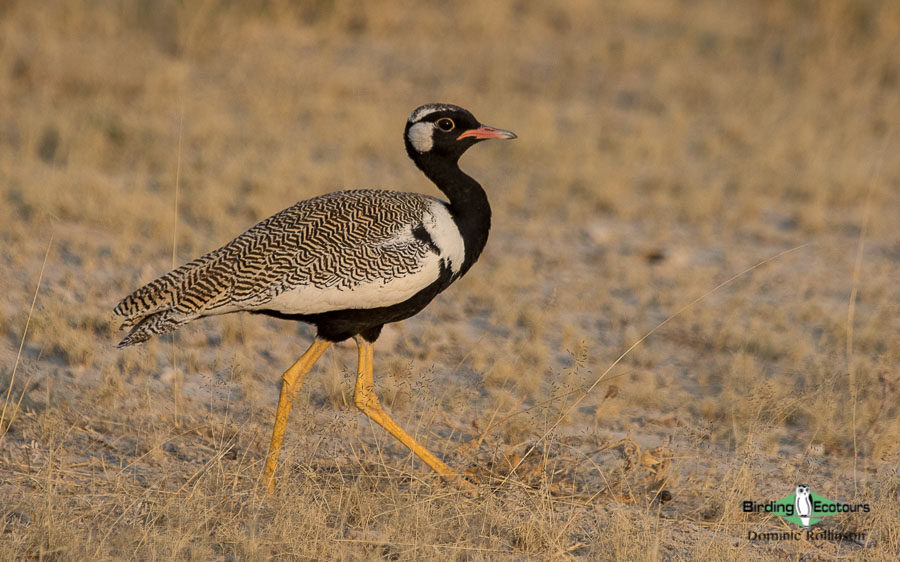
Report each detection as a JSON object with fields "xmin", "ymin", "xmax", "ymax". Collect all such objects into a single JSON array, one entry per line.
[{"xmin": 795, "ymin": 484, "xmax": 812, "ymax": 527}]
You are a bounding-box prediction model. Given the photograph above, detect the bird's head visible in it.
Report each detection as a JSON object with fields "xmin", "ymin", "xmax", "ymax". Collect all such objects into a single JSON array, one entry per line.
[{"xmin": 404, "ymin": 103, "xmax": 516, "ymax": 163}]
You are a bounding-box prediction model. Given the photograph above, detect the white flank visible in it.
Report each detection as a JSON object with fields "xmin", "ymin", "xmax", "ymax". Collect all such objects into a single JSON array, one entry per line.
[
  {"xmin": 248, "ymin": 200, "xmax": 465, "ymax": 315},
  {"xmin": 407, "ymin": 122, "xmax": 433, "ymax": 153},
  {"xmin": 261, "ymin": 255, "xmax": 442, "ymax": 314},
  {"xmin": 259, "ymin": 225, "xmax": 445, "ymax": 314},
  {"xmin": 424, "ymin": 200, "xmax": 465, "ymax": 274}
]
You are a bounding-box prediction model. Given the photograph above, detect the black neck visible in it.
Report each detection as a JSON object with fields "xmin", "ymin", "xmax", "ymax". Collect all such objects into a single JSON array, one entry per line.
[{"xmin": 408, "ymin": 149, "xmax": 491, "ymax": 277}]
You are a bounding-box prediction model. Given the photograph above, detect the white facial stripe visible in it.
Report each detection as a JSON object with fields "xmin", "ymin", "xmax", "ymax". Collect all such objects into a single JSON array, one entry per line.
[
  {"xmin": 409, "ymin": 105, "xmax": 440, "ymax": 123},
  {"xmin": 408, "ymin": 103, "xmax": 460, "ymax": 123},
  {"xmin": 407, "ymin": 122, "xmax": 433, "ymax": 153},
  {"xmin": 409, "ymin": 106, "xmax": 441, "ymax": 123}
]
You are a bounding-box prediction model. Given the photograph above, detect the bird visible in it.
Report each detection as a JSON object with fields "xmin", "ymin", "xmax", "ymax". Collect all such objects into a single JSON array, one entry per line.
[
  {"xmin": 795, "ymin": 484, "xmax": 812, "ymax": 527},
  {"xmin": 113, "ymin": 103, "xmax": 516, "ymax": 493}
]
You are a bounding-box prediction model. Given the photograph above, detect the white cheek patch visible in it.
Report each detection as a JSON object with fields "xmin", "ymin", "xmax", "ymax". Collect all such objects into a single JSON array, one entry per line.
[{"xmin": 407, "ymin": 122, "xmax": 434, "ymax": 153}]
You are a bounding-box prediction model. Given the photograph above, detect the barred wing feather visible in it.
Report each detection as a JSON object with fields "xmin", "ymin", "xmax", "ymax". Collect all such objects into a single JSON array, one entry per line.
[{"xmin": 113, "ymin": 190, "xmax": 451, "ymax": 346}]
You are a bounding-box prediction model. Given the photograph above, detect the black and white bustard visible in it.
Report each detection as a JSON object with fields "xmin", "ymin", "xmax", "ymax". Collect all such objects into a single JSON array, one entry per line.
[{"xmin": 114, "ymin": 103, "xmax": 516, "ymax": 493}]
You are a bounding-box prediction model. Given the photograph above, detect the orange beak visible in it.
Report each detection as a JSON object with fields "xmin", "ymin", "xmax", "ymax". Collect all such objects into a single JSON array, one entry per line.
[{"xmin": 457, "ymin": 125, "xmax": 517, "ymax": 141}]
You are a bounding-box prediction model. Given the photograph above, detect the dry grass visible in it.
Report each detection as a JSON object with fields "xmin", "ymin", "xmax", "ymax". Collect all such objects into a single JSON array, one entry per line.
[{"xmin": 2, "ymin": 0, "xmax": 899, "ymax": 559}]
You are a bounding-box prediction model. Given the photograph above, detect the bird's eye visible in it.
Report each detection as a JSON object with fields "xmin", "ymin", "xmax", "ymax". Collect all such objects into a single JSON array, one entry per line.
[{"xmin": 435, "ymin": 118, "xmax": 455, "ymax": 132}]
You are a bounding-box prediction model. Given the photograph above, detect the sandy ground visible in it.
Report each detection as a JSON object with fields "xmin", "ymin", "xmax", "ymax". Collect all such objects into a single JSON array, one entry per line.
[{"xmin": 1, "ymin": 1, "xmax": 898, "ymax": 559}]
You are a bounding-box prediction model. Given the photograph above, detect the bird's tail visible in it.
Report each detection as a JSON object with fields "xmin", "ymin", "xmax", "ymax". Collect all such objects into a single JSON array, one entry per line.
[
  {"xmin": 116, "ymin": 310, "xmax": 185, "ymax": 347},
  {"xmin": 800, "ymin": 516, "xmax": 810, "ymax": 527},
  {"xmin": 113, "ymin": 251, "xmax": 233, "ymax": 346}
]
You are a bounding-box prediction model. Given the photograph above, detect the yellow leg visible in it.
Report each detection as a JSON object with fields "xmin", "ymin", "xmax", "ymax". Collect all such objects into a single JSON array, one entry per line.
[
  {"xmin": 353, "ymin": 338, "xmax": 475, "ymax": 493},
  {"xmin": 263, "ymin": 338, "xmax": 332, "ymax": 494}
]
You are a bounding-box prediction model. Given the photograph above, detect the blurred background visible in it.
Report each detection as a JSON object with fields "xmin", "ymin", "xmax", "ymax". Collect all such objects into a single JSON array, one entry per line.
[{"xmin": 1, "ymin": 0, "xmax": 898, "ymax": 558}]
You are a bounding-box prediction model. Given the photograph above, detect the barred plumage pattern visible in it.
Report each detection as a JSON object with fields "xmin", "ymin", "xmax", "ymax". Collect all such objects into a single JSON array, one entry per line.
[{"xmin": 115, "ymin": 189, "xmax": 443, "ymax": 346}]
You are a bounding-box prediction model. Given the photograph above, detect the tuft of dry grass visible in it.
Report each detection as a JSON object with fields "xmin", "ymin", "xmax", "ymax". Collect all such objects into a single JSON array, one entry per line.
[{"xmin": 2, "ymin": 0, "xmax": 899, "ymax": 559}]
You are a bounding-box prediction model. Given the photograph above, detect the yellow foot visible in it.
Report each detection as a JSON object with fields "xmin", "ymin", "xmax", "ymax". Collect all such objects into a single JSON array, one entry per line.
[{"xmin": 263, "ymin": 338, "xmax": 332, "ymax": 494}]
